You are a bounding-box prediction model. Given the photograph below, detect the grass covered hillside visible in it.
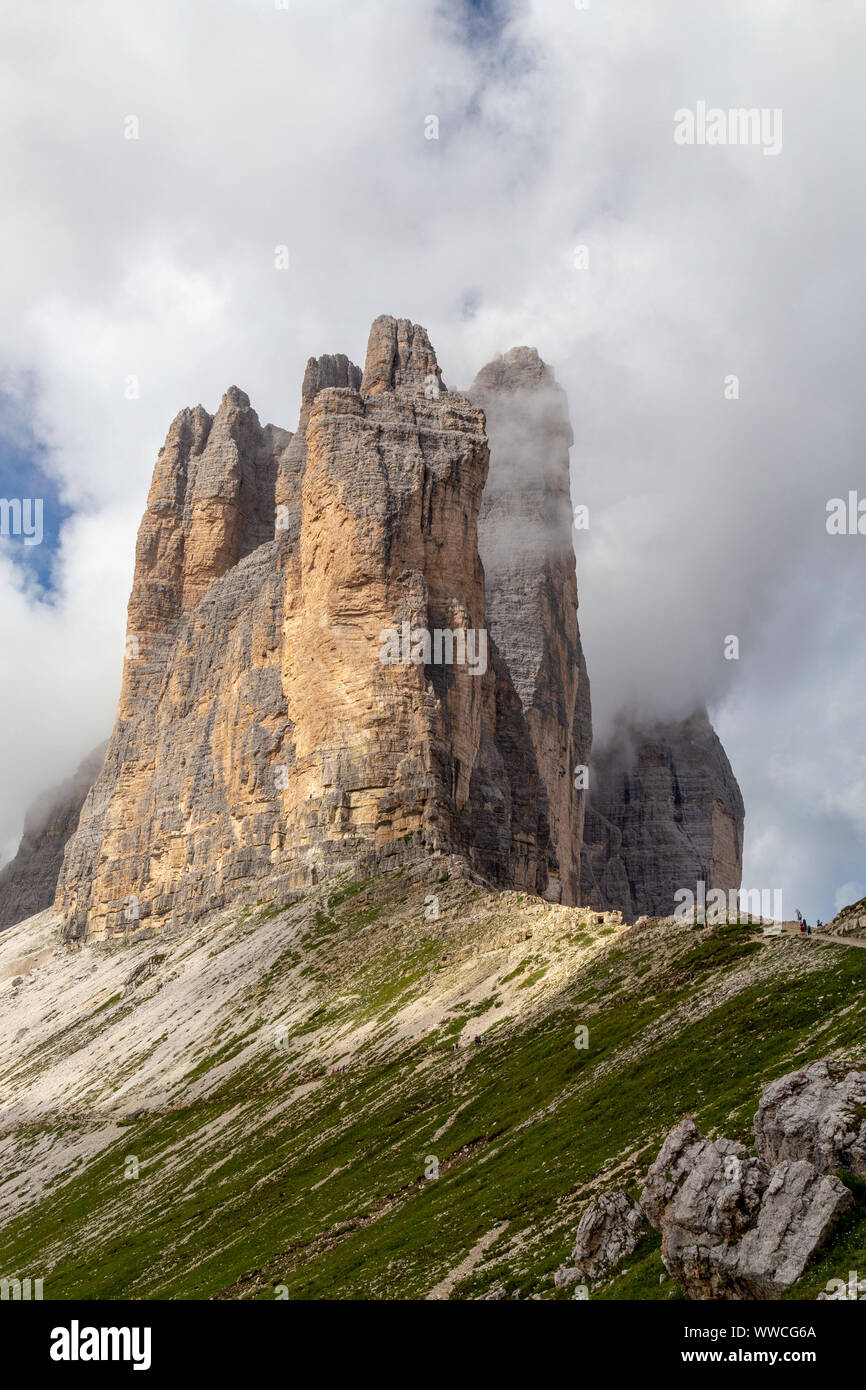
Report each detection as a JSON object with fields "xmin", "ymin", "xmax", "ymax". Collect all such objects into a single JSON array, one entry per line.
[{"xmin": 0, "ymin": 858, "xmax": 864, "ymax": 1301}]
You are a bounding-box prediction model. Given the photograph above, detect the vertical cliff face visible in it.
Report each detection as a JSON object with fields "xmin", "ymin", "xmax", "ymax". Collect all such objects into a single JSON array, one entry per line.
[
  {"xmin": 580, "ymin": 711, "xmax": 745, "ymax": 920},
  {"xmin": 471, "ymin": 348, "xmax": 591, "ymax": 905},
  {"xmin": 57, "ymin": 317, "xmax": 549, "ymax": 941},
  {"xmin": 0, "ymin": 744, "xmax": 107, "ymax": 930},
  {"xmin": 49, "ymin": 315, "xmax": 743, "ymax": 941},
  {"xmin": 57, "ymin": 387, "xmax": 293, "ymax": 940},
  {"xmin": 276, "ymin": 315, "xmax": 546, "ymax": 893}
]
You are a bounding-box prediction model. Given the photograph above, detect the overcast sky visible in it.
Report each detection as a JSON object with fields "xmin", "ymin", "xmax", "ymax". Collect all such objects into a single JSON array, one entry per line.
[{"xmin": 0, "ymin": 0, "xmax": 863, "ymax": 921}]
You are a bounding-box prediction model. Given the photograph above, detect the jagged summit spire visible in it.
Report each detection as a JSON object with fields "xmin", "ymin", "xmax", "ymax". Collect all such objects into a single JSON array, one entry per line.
[
  {"xmin": 360, "ymin": 315, "xmax": 444, "ymax": 396},
  {"xmin": 219, "ymin": 385, "xmax": 251, "ymax": 411},
  {"xmin": 473, "ymin": 345, "xmax": 554, "ymax": 392},
  {"xmin": 295, "ymin": 353, "xmax": 362, "ymax": 435},
  {"xmin": 44, "ymin": 316, "xmax": 742, "ymax": 942}
]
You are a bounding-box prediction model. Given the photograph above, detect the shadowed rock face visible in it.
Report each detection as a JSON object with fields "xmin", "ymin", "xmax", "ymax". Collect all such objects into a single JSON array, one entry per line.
[
  {"xmin": 581, "ymin": 711, "xmax": 744, "ymax": 921},
  {"xmin": 277, "ymin": 318, "xmax": 546, "ymax": 897},
  {"xmin": 57, "ymin": 385, "xmax": 294, "ymax": 939},
  {"xmin": 471, "ymin": 347, "xmax": 591, "ymax": 906},
  {"xmin": 0, "ymin": 744, "xmax": 107, "ymax": 930},
  {"xmin": 57, "ymin": 317, "xmax": 550, "ymax": 941},
  {"xmin": 49, "ymin": 316, "xmax": 743, "ymax": 941}
]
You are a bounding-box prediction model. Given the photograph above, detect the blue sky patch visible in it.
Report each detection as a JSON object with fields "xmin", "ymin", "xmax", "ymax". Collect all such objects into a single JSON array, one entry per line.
[{"xmin": 0, "ymin": 390, "xmax": 72, "ymax": 594}]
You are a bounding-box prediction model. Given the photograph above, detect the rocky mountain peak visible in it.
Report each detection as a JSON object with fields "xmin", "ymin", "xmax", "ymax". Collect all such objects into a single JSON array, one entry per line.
[
  {"xmin": 219, "ymin": 385, "xmax": 251, "ymax": 411},
  {"xmin": 472, "ymin": 344, "xmax": 555, "ymax": 393},
  {"xmin": 470, "ymin": 345, "xmax": 588, "ymax": 904},
  {"xmin": 52, "ymin": 317, "xmax": 554, "ymax": 940},
  {"xmin": 298, "ymin": 353, "xmax": 363, "ymax": 430},
  {"xmin": 0, "ymin": 313, "xmax": 743, "ymax": 940},
  {"xmin": 360, "ymin": 314, "xmax": 444, "ymax": 396},
  {"xmin": 581, "ymin": 708, "xmax": 745, "ymax": 920}
]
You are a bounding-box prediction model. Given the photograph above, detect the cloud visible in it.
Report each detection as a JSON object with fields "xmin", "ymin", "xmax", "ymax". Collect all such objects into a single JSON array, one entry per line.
[{"xmin": 0, "ymin": 0, "xmax": 863, "ymax": 925}]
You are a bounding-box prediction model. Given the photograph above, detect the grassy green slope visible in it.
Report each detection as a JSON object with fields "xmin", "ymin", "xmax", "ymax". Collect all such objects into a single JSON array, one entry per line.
[{"xmin": 1, "ymin": 871, "xmax": 864, "ymax": 1301}]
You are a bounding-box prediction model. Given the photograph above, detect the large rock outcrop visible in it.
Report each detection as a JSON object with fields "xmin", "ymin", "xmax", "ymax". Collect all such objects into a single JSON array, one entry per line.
[
  {"xmin": 581, "ymin": 710, "xmax": 744, "ymax": 920},
  {"xmin": 558, "ymin": 1189, "xmax": 646, "ymax": 1286},
  {"xmin": 471, "ymin": 348, "xmax": 591, "ymax": 905},
  {"xmin": 57, "ymin": 385, "xmax": 294, "ymax": 939},
  {"xmin": 50, "ymin": 315, "xmax": 744, "ymax": 941},
  {"xmin": 57, "ymin": 318, "xmax": 550, "ymax": 941},
  {"xmin": 0, "ymin": 744, "xmax": 106, "ymax": 930},
  {"xmin": 822, "ymin": 896, "xmax": 866, "ymax": 938},
  {"xmin": 641, "ymin": 1116, "xmax": 852, "ymax": 1300},
  {"xmin": 754, "ymin": 1060, "xmax": 866, "ymax": 1180}
]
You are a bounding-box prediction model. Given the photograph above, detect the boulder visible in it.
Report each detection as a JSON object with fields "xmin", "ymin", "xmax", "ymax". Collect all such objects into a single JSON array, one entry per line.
[
  {"xmin": 567, "ymin": 1188, "xmax": 647, "ymax": 1281},
  {"xmin": 718, "ymin": 1160, "xmax": 855, "ymax": 1298},
  {"xmin": 641, "ymin": 1115, "xmax": 853, "ymax": 1299},
  {"xmin": 755, "ymin": 1060, "xmax": 866, "ymax": 1180}
]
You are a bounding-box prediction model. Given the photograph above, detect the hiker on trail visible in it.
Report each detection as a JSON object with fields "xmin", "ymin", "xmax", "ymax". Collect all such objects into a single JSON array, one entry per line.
[
  {"xmin": 806, "ymin": 921, "xmax": 812, "ymax": 936},
  {"xmin": 796, "ymin": 908, "xmax": 803, "ymax": 924}
]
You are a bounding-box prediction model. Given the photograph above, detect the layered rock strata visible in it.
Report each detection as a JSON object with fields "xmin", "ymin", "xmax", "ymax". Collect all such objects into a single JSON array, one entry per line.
[
  {"xmin": 581, "ymin": 711, "xmax": 744, "ymax": 920},
  {"xmin": 471, "ymin": 348, "xmax": 591, "ymax": 905},
  {"xmin": 57, "ymin": 318, "xmax": 549, "ymax": 940},
  {"xmin": 51, "ymin": 314, "xmax": 744, "ymax": 942}
]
